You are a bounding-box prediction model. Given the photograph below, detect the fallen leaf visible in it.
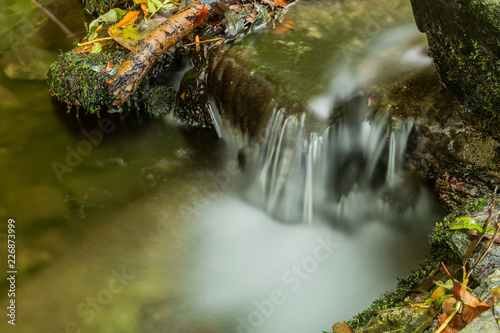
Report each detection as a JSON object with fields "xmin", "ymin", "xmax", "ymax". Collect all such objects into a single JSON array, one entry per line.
[
  {"xmin": 451, "ymin": 279, "xmax": 490, "ymax": 325},
  {"xmin": 332, "ymin": 322, "xmax": 353, "ymax": 333},
  {"xmin": 104, "ymin": 59, "xmax": 114, "ymax": 73},
  {"xmin": 194, "ymin": 4, "xmax": 208, "ymax": 28},
  {"xmin": 274, "ymin": 0, "xmax": 288, "ymax": 7},
  {"xmin": 491, "ymin": 286, "xmax": 500, "ymax": 325},
  {"xmin": 113, "ymin": 11, "xmax": 140, "ymax": 28},
  {"xmin": 271, "ymin": 20, "xmax": 296, "ymax": 35},
  {"xmin": 91, "ymin": 42, "xmax": 102, "ymax": 54},
  {"xmin": 108, "ymin": 19, "xmax": 161, "ymax": 50},
  {"xmin": 195, "ymin": 35, "xmax": 200, "ymax": 52},
  {"xmin": 89, "ymin": 8, "xmax": 127, "ymax": 33},
  {"xmin": 141, "ymin": 3, "xmax": 149, "ymax": 16}
]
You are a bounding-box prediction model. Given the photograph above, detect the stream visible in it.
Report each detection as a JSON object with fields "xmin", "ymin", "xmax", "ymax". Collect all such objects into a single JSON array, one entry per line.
[{"xmin": 0, "ymin": 0, "xmax": 444, "ymax": 332}]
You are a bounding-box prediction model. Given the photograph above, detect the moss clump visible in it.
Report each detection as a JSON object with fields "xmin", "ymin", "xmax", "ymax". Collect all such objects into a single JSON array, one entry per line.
[
  {"xmin": 82, "ymin": 0, "xmax": 132, "ymax": 16},
  {"xmin": 47, "ymin": 50, "xmax": 126, "ymax": 114},
  {"xmin": 145, "ymin": 85, "xmax": 176, "ymax": 117},
  {"xmin": 47, "ymin": 44, "xmax": 184, "ymax": 115}
]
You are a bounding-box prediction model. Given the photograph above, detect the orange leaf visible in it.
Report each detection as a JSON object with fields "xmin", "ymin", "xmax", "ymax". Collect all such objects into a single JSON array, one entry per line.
[
  {"xmin": 451, "ymin": 279, "xmax": 490, "ymax": 325},
  {"xmin": 275, "ymin": 0, "xmax": 288, "ymax": 7},
  {"xmin": 113, "ymin": 11, "xmax": 140, "ymax": 28},
  {"xmin": 271, "ymin": 20, "xmax": 296, "ymax": 35},
  {"xmin": 195, "ymin": 35, "xmax": 200, "ymax": 52},
  {"xmin": 194, "ymin": 5, "xmax": 208, "ymax": 28},
  {"xmin": 141, "ymin": 3, "xmax": 149, "ymax": 16}
]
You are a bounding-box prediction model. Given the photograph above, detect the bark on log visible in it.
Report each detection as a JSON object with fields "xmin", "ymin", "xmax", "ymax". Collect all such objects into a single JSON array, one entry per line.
[{"xmin": 107, "ymin": 0, "xmax": 235, "ymax": 106}]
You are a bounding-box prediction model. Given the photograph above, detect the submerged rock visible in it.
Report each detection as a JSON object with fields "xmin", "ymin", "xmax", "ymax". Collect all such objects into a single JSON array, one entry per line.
[{"xmin": 410, "ymin": 0, "xmax": 500, "ymax": 132}]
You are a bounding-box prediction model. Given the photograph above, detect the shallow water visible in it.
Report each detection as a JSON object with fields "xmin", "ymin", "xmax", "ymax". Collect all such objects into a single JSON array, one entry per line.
[{"xmin": 1, "ymin": 0, "xmax": 444, "ymax": 332}]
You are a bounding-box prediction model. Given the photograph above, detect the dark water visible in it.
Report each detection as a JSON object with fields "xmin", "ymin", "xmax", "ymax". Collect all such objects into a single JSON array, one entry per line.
[{"xmin": 1, "ymin": 1, "xmax": 443, "ymax": 332}]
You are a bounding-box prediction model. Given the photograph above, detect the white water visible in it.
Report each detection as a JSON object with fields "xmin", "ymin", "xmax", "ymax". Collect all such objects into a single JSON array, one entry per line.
[{"xmin": 178, "ymin": 6, "xmax": 442, "ymax": 332}]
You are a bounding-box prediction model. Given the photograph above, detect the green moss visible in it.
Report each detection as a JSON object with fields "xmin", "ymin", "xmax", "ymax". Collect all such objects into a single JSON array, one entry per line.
[
  {"xmin": 463, "ymin": 197, "xmax": 489, "ymax": 214},
  {"xmin": 412, "ymin": 0, "xmax": 500, "ymax": 133},
  {"xmin": 347, "ymin": 260, "xmax": 438, "ymax": 329},
  {"xmin": 47, "ymin": 50, "xmax": 126, "ymax": 114},
  {"xmin": 82, "ymin": 0, "xmax": 131, "ymax": 16},
  {"xmin": 145, "ymin": 85, "xmax": 176, "ymax": 117}
]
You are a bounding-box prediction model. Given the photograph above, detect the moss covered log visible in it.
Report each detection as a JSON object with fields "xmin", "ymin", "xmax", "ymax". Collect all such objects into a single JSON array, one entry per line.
[{"xmin": 410, "ymin": 0, "xmax": 500, "ymax": 132}]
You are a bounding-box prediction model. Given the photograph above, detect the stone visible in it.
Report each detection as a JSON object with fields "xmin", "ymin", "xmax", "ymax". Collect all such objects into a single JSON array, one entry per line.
[
  {"xmin": 355, "ymin": 307, "xmax": 433, "ymax": 333},
  {"xmin": 459, "ymin": 309, "xmax": 500, "ymax": 333},
  {"xmin": 410, "ymin": 0, "xmax": 500, "ymax": 132}
]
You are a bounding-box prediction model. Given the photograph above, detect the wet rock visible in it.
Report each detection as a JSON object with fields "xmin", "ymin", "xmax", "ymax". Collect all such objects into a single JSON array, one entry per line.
[
  {"xmin": 459, "ymin": 309, "xmax": 500, "ymax": 333},
  {"xmin": 474, "ymin": 268, "xmax": 500, "ymax": 300},
  {"xmin": 371, "ymin": 67, "xmax": 500, "ymax": 211},
  {"xmin": 175, "ymin": 66, "xmax": 213, "ymax": 128},
  {"xmin": 145, "ymin": 85, "xmax": 176, "ymax": 118},
  {"xmin": 354, "ymin": 307, "xmax": 433, "ymax": 333},
  {"xmin": 409, "ymin": 0, "xmax": 500, "ymax": 132}
]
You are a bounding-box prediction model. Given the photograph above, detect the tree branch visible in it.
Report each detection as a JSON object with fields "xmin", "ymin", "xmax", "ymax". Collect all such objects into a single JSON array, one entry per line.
[{"xmin": 107, "ymin": 0, "xmax": 235, "ymax": 106}]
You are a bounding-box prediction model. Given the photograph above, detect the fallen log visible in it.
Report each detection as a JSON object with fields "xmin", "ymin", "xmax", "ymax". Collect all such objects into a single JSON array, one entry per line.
[{"xmin": 107, "ymin": 0, "xmax": 236, "ymax": 106}]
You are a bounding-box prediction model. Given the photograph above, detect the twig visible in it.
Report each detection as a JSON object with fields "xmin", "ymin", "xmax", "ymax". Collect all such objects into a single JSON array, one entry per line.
[
  {"xmin": 183, "ymin": 36, "xmax": 224, "ymax": 46},
  {"xmin": 468, "ymin": 221, "xmax": 500, "ymax": 278},
  {"xmin": 77, "ymin": 37, "xmax": 113, "ymax": 46},
  {"xmin": 30, "ymin": 0, "xmax": 77, "ymax": 42},
  {"xmin": 463, "ymin": 185, "xmax": 498, "ymax": 266},
  {"xmin": 435, "ymin": 300, "xmax": 462, "ymax": 333}
]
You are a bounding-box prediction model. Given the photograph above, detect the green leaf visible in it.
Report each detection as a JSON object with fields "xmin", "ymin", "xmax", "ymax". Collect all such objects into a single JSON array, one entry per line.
[
  {"xmin": 151, "ymin": 0, "xmax": 163, "ymax": 7},
  {"xmin": 225, "ymin": 9, "xmax": 248, "ymax": 36},
  {"xmin": 447, "ymin": 217, "xmax": 496, "ymax": 234},
  {"xmin": 89, "ymin": 8, "xmax": 127, "ymax": 33},
  {"xmin": 148, "ymin": 0, "xmax": 156, "ymax": 13},
  {"xmin": 91, "ymin": 42, "xmax": 102, "ymax": 54},
  {"xmin": 108, "ymin": 20, "xmax": 161, "ymax": 50}
]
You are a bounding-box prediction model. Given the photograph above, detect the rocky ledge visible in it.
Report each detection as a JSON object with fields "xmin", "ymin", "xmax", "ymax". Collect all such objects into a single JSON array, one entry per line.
[{"xmin": 409, "ymin": 0, "xmax": 500, "ymax": 133}]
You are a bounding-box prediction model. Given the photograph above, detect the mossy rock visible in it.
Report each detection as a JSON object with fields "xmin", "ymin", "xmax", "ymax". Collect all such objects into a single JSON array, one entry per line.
[
  {"xmin": 410, "ymin": 0, "xmax": 500, "ymax": 133},
  {"xmin": 47, "ymin": 45, "xmax": 183, "ymax": 115}
]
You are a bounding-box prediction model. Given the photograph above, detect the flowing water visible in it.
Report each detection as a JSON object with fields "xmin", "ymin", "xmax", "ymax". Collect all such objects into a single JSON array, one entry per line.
[{"xmin": 0, "ymin": 0, "xmax": 444, "ymax": 332}]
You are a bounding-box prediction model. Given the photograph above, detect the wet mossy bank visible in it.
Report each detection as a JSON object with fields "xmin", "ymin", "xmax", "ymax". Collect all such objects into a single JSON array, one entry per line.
[
  {"xmin": 409, "ymin": 0, "xmax": 500, "ymax": 133},
  {"xmin": 341, "ymin": 65, "xmax": 500, "ymax": 332}
]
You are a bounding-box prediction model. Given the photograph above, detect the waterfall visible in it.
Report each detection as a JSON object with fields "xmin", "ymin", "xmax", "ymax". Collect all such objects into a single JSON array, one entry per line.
[{"xmin": 225, "ymin": 96, "xmax": 411, "ymax": 225}]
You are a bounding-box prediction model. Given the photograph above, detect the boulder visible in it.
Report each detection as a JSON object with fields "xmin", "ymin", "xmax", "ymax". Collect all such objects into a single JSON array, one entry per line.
[{"xmin": 410, "ymin": 0, "xmax": 500, "ymax": 132}]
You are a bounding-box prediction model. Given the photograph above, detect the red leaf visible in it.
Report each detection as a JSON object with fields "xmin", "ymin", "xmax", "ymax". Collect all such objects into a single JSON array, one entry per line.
[
  {"xmin": 105, "ymin": 59, "xmax": 114, "ymax": 73},
  {"xmin": 194, "ymin": 5, "xmax": 208, "ymax": 28}
]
